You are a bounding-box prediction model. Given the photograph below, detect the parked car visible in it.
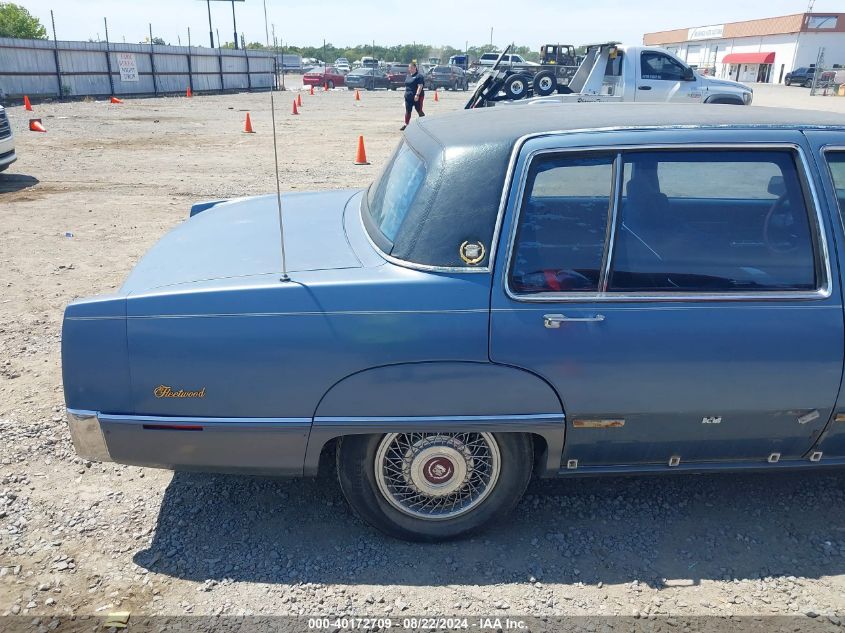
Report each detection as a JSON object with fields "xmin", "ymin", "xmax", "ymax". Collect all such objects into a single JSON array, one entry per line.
[
  {"xmin": 785, "ymin": 67, "xmax": 815, "ymax": 87},
  {"xmin": 334, "ymin": 57, "xmax": 350, "ymax": 74},
  {"xmin": 0, "ymin": 106, "xmax": 16, "ymax": 173},
  {"xmin": 385, "ymin": 63, "xmax": 409, "ymax": 89},
  {"xmin": 478, "ymin": 52, "xmax": 536, "ymax": 68},
  {"xmin": 426, "ymin": 65, "xmax": 469, "ymax": 91},
  {"xmin": 345, "ymin": 67, "xmax": 390, "ymax": 90},
  {"xmin": 62, "ymin": 103, "xmax": 845, "ymax": 542},
  {"xmin": 302, "ymin": 66, "xmax": 345, "ymax": 88}
]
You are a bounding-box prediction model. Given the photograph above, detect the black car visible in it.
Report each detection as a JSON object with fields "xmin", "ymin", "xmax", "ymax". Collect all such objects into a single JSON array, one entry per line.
[
  {"xmin": 785, "ymin": 67, "xmax": 815, "ymax": 87},
  {"xmin": 345, "ymin": 68, "xmax": 391, "ymax": 90},
  {"xmin": 426, "ymin": 65, "xmax": 469, "ymax": 91}
]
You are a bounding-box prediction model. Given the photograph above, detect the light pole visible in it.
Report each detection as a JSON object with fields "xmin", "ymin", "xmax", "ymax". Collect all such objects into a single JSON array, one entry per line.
[
  {"xmin": 231, "ymin": 0, "xmax": 238, "ymax": 49},
  {"xmin": 205, "ymin": 0, "xmax": 213, "ymax": 47},
  {"xmin": 199, "ymin": 1, "xmax": 244, "ymax": 49}
]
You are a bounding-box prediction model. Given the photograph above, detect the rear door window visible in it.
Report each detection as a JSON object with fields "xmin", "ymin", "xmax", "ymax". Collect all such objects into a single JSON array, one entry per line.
[{"xmin": 609, "ymin": 150, "xmax": 819, "ymax": 292}]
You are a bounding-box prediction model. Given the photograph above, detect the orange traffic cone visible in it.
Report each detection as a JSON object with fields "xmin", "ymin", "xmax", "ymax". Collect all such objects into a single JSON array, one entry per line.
[
  {"xmin": 23, "ymin": 95, "xmax": 32, "ymax": 111},
  {"xmin": 243, "ymin": 112, "xmax": 255, "ymax": 133},
  {"xmin": 110, "ymin": 96, "xmax": 123, "ymax": 104},
  {"xmin": 434, "ymin": 90, "xmax": 439, "ymax": 102},
  {"xmin": 29, "ymin": 118, "xmax": 46, "ymax": 132},
  {"xmin": 186, "ymin": 87, "xmax": 192, "ymax": 98},
  {"xmin": 297, "ymin": 93, "xmax": 303, "ymax": 108},
  {"xmin": 292, "ymin": 99, "xmax": 300, "ymax": 115},
  {"xmin": 354, "ymin": 135, "xmax": 370, "ymax": 165},
  {"xmin": 309, "ymin": 85, "xmax": 314, "ymax": 96},
  {"xmin": 324, "ymin": 83, "xmax": 329, "ymax": 92},
  {"xmin": 355, "ymin": 89, "xmax": 360, "ymax": 101}
]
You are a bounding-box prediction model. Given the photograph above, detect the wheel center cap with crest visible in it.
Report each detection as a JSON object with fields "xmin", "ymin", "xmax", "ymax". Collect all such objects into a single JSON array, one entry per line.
[{"xmin": 424, "ymin": 456, "xmax": 455, "ymax": 483}]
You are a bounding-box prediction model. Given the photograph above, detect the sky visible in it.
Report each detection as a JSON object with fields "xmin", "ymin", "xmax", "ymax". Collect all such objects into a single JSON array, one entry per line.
[{"xmin": 16, "ymin": 0, "xmax": 845, "ymax": 49}]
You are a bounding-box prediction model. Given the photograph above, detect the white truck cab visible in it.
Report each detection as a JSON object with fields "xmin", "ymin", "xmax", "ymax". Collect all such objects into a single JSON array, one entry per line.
[
  {"xmin": 474, "ymin": 44, "xmax": 753, "ymax": 108},
  {"xmin": 0, "ymin": 105, "xmax": 16, "ymax": 172},
  {"xmin": 603, "ymin": 45, "xmax": 752, "ymax": 105}
]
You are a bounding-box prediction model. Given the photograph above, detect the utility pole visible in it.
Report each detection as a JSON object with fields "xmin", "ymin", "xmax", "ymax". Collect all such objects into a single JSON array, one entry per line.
[
  {"xmin": 50, "ymin": 10, "xmax": 62, "ymax": 98},
  {"xmin": 231, "ymin": 0, "xmax": 239, "ymax": 49},
  {"xmin": 205, "ymin": 0, "xmax": 214, "ymax": 48},
  {"xmin": 104, "ymin": 17, "xmax": 114, "ymax": 96},
  {"xmin": 149, "ymin": 23, "xmax": 158, "ymax": 96},
  {"xmin": 490, "ymin": 27, "xmax": 493, "ymax": 46}
]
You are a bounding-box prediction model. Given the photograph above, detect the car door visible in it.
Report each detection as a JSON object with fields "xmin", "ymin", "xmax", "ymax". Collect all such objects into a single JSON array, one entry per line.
[
  {"xmin": 637, "ymin": 50, "xmax": 700, "ymax": 103},
  {"xmin": 490, "ymin": 130, "xmax": 843, "ymax": 470}
]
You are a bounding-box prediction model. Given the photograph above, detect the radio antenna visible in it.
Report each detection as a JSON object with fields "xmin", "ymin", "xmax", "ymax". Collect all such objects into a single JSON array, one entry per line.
[{"xmin": 262, "ymin": 0, "xmax": 290, "ymax": 282}]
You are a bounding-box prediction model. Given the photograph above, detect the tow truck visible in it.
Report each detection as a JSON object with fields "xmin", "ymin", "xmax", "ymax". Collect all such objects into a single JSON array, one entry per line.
[{"xmin": 466, "ymin": 42, "xmax": 752, "ymax": 108}]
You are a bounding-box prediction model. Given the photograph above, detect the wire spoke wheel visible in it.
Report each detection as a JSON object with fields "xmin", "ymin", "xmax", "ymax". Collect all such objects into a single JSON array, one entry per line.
[{"xmin": 374, "ymin": 432, "xmax": 501, "ymax": 521}]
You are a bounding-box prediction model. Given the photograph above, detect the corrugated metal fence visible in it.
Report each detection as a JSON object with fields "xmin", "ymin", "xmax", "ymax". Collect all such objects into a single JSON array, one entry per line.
[{"xmin": 0, "ymin": 37, "xmax": 276, "ymax": 98}]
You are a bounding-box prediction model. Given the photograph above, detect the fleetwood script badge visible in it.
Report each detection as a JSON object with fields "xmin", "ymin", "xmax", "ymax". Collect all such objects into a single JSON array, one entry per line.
[{"xmin": 459, "ymin": 241, "xmax": 485, "ymax": 265}]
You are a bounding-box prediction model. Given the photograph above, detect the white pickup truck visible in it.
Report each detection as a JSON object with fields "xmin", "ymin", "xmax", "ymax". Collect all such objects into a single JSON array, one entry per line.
[
  {"xmin": 0, "ymin": 105, "xmax": 16, "ymax": 173},
  {"xmin": 467, "ymin": 43, "xmax": 753, "ymax": 108}
]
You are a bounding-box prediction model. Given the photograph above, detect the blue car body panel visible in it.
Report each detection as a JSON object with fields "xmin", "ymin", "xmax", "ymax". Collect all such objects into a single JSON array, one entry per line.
[{"xmin": 61, "ymin": 104, "xmax": 845, "ymax": 478}]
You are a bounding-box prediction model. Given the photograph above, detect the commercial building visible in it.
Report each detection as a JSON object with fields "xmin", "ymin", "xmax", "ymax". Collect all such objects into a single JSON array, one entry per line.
[{"xmin": 643, "ymin": 13, "xmax": 845, "ymax": 83}]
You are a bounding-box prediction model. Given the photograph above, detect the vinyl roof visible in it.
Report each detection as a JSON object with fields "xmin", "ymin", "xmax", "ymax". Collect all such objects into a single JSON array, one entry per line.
[
  {"xmin": 414, "ymin": 103, "xmax": 845, "ymax": 150},
  {"xmin": 390, "ymin": 102, "xmax": 845, "ymax": 270}
]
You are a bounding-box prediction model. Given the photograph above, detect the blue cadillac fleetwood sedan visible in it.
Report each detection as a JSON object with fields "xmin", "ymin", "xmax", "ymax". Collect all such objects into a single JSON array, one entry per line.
[{"xmin": 63, "ymin": 103, "xmax": 845, "ymax": 540}]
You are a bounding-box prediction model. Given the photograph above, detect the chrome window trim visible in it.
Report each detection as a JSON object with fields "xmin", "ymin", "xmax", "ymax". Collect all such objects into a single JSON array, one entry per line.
[
  {"xmin": 599, "ymin": 154, "xmax": 624, "ymax": 292},
  {"xmin": 504, "ymin": 142, "xmax": 833, "ymax": 303}
]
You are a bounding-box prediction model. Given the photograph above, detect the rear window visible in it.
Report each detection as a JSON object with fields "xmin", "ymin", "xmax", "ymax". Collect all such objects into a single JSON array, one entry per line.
[
  {"xmin": 480, "ymin": 54, "xmax": 499, "ymax": 61},
  {"xmin": 366, "ymin": 142, "xmax": 427, "ymax": 242}
]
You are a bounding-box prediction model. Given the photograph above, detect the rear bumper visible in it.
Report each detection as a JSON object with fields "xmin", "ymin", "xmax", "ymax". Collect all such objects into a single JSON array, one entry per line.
[
  {"xmin": 67, "ymin": 410, "xmax": 111, "ymax": 462},
  {"xmin": 66, "ymin": 409, "xmax": 310, "ymax": 476}
]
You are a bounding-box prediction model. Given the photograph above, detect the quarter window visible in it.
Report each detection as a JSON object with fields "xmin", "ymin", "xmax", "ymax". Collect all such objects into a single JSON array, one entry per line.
[
  {"xmin": 509, "ymin": 155, "xmax": 614, "ymax": 294},
  {"xmin": 609, "ymin": 150, "xmax": 818, "ymax": 292},
  {"xmin": 641, "ymin": 52, "xmax": 687, "ymax": 81}
]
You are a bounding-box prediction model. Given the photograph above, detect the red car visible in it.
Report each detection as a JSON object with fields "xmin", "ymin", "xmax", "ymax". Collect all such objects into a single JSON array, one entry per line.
[
  {"xmin": 302, "ymin": 66, "xmax": 345, "ymax": 89},
  {"xmin": 385, "ymin": 63, "xmax": 409, "ymax": 90}
]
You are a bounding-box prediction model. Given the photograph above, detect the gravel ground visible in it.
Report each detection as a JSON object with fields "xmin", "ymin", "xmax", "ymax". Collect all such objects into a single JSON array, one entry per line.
[{"xmin": 2, "ymin": 79, "xmax": 845, "ymax": 627}]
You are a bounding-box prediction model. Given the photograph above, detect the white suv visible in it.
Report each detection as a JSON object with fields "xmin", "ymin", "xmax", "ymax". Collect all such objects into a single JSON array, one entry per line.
[
  {"xmin": 335, "ymin": 58, "xmax": 350, "ymax": 74},
  {"xmin": 0, "ymin": 106, "xmax": 16, "ymax": 173},
  {"xmin": 478, "ymin": 53, "xmax": 537, "ymax": 68}
]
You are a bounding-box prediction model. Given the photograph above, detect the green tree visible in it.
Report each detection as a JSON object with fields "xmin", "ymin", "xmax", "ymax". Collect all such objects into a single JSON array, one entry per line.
[{"xmin": 0, "ymin": 2, "xmax": 47, "ymax": 39}]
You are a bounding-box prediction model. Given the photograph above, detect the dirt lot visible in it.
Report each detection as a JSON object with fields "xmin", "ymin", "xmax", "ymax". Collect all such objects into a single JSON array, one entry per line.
[{"xmin": 3, "ymin": 80, "xmax": 845, "ymax": 628}]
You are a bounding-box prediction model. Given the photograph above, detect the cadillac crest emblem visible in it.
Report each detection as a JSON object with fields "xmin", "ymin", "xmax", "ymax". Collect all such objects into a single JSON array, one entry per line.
[{"xmin": 459, "ymin": 241, "xmax": 485, "ymax": 265}]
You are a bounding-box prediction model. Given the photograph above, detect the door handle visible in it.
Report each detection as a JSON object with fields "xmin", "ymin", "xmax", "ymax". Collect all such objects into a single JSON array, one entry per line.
[
  {"xmin": 544, "ymin": 314, "xmax": 605, "ymax": 328},
  {"xmin": 638, "ymin": 85, "xmax": 652, "ymax": 90}
]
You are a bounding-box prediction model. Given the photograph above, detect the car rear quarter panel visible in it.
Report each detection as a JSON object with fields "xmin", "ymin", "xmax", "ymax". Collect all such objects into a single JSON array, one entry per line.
[{"xmin": 124, "ymin": 268, "xmax": 492, "ymax": 419}]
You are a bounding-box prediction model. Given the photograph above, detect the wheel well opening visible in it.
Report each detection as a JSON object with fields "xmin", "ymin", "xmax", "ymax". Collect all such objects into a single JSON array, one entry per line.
[
  {"xmin": 322, "ymin": 432, "xmax": 551, "ymax": 478},
  {"xmin": 530, "ymin": 433, "xmax": 548, "ymax": 477},
  {"xmin": 316, "ymin": 438, "xmax": 338, "ymax": 479}
]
